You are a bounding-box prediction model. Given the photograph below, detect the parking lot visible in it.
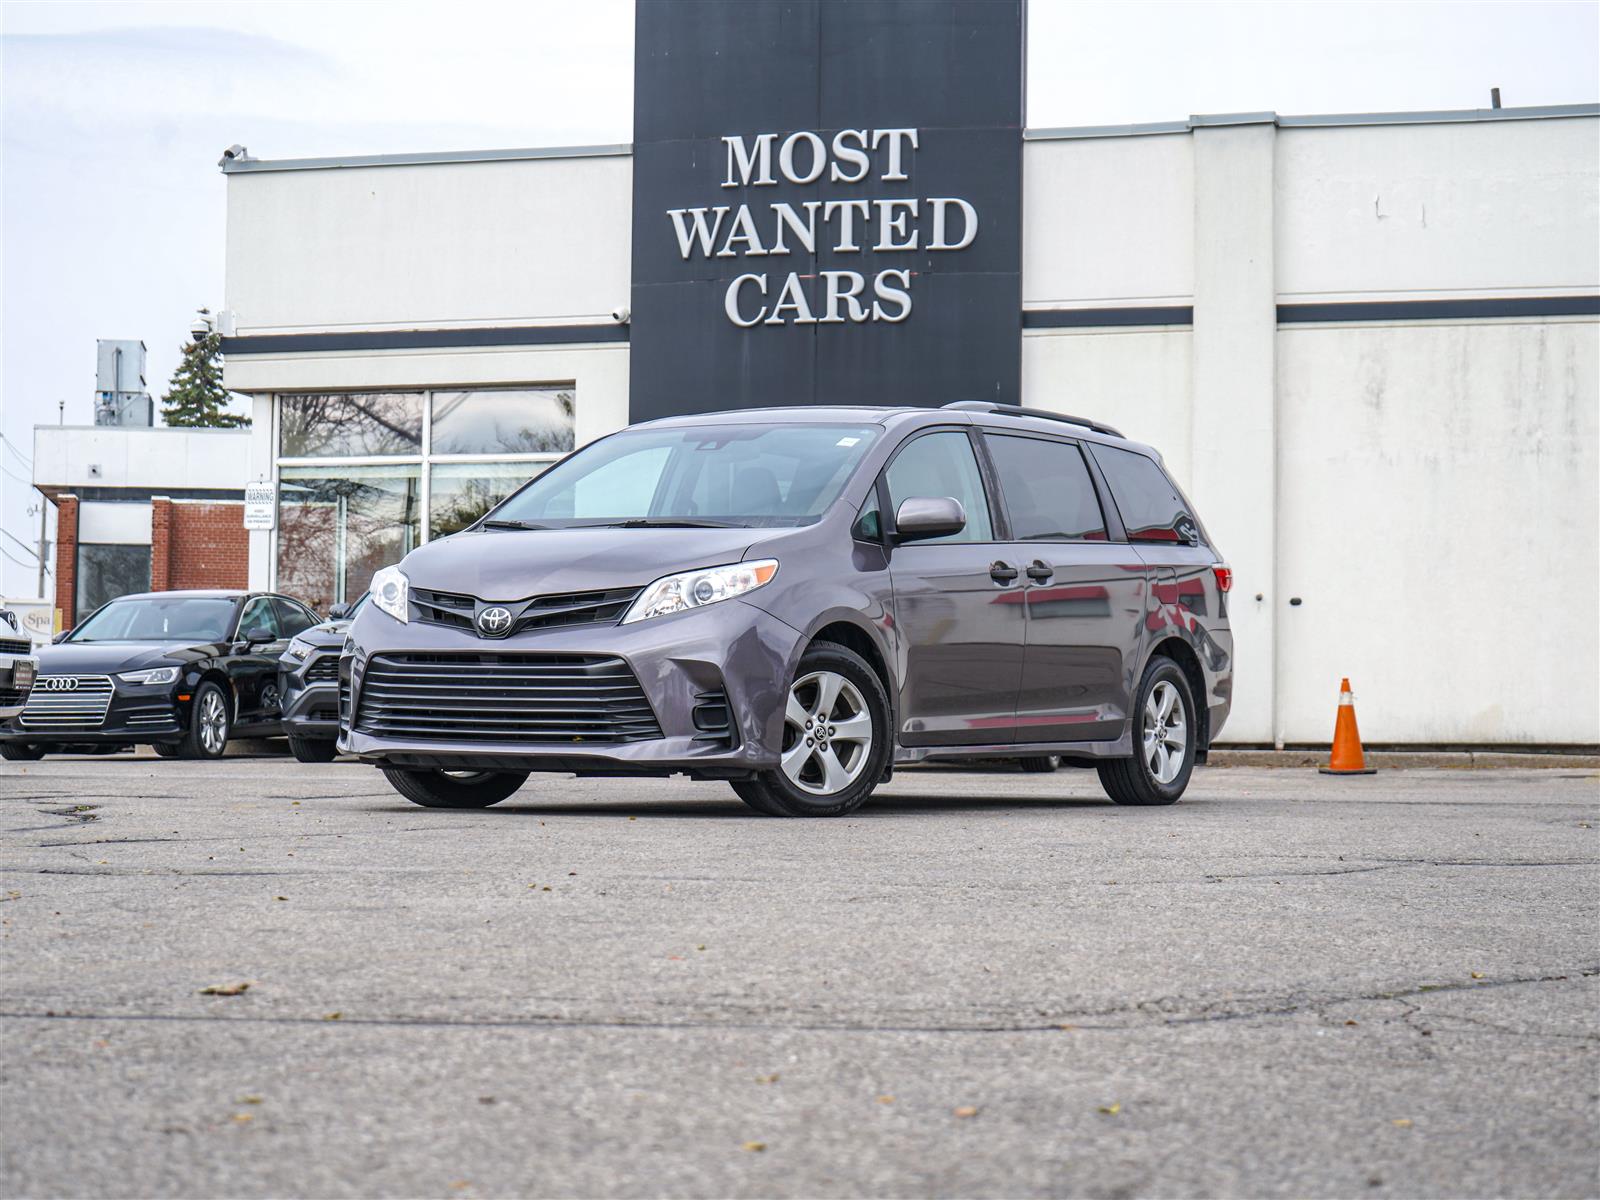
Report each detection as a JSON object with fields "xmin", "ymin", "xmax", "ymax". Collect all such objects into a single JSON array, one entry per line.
[{"xmin": 1, "ymin": 756, "xmax": 1595, "ymax": 1198}]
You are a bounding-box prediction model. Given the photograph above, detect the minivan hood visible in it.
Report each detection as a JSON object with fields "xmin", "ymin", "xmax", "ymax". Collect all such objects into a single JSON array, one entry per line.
[
  {"xmin": 38, "ymin": 641, "xmax": 218, "ymax": 675},
  {"xmin": 399, "ymin": 527, "xmax": 765, "ymax": 599}
]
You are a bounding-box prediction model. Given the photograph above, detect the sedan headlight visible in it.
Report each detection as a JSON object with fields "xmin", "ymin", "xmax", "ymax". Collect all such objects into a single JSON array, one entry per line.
[
  {"xmin": 369, "ymin": 566, "xmax": 409, "ymax": 624},
  {"xmin": 284, "ymin": 636, "xmax": 315, "ymax": 662},
  {"xmin": 118, "ymin": 665, "xmax": 181, "ymax": 686},
  {"xmin": 622, "ymin": 559, "xmax": 778, "ymax": 624}
]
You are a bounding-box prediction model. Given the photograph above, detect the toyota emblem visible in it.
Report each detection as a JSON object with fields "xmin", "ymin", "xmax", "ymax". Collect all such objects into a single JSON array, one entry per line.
[
  {"xmin": 477, "ymin": 606, "xmax": 513, "ymax": 636},
  {"xmin": 38, "ymin": 676, "xmax": 80, "ymax": 691}
]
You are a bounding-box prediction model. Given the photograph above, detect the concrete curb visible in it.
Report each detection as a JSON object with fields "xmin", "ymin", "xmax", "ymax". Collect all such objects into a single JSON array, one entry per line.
[{"xmin": 1208, "ymin": 749, "xmax": 1599, "ymax": 770}]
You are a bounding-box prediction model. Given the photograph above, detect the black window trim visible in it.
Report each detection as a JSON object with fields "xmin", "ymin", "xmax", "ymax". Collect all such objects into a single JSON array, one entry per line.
[
  {"xmin": 878, "ymin": 424, "xmax": 1007, "ymax": 547},
  {"xmin": 977, "ymin": 429, "xmax": 1122, "ymax": 545}
]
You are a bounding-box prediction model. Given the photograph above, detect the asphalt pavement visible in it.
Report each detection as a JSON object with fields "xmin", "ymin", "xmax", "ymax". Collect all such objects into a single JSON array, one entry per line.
[{"xmin": 1, "ymin": 756, "xmax": 1596, "ymax": 1198}]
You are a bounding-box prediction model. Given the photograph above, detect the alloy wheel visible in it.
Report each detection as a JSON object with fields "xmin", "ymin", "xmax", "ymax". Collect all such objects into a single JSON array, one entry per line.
[
  {"xmin": 198, "ymin": 689, "xmax": 229, "ymax": 756},
  {"xmin": 780, "ymin": 670, "xmax": 874, "ymax": 796},
  {"xmin": 1143, "ymin": 679, "xmax": 1187, "ymax": 784}
]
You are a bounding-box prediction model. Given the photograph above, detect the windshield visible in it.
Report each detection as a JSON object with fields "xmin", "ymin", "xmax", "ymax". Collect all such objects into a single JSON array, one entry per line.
[
  {"xmin": 487, "ymin": 423, "xmax": 882, "ymax": 528},
  {"xmin": 70, "ymin": 596, "xmax": 237, "ymax": 643}
]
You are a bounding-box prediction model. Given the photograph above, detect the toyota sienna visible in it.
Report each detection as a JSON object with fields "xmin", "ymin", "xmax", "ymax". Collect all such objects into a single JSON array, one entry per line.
[{"xmin": 340, "ymin": 402, "xmax": 1233, "ymax": 816}]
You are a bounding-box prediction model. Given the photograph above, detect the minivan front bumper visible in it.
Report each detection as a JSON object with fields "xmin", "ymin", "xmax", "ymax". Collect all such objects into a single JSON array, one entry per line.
[{"xmin": 339, "ymin": 599, "xmax": 803, "ymax": 777}]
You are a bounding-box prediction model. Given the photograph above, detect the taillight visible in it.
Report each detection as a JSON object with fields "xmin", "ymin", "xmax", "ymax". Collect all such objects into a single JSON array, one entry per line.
[{"xmin": 1213, "ymin": 564, "xmax": 1233, "ymax": 593}]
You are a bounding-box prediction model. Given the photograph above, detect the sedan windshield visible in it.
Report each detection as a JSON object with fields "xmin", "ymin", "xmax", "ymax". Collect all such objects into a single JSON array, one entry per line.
[
  {"xmin": 70, "ymin": 596, "xmax": 237, "ymax": 643},
  {"xmin": 487, "ymin": 423, "xmax": 882, "ymax": 528}
]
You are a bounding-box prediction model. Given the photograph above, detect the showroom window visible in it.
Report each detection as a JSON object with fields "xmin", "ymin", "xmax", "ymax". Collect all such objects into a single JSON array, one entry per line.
[{"xmin": 273, "ymin": 387, "xmax": 574, "ymax": 611}]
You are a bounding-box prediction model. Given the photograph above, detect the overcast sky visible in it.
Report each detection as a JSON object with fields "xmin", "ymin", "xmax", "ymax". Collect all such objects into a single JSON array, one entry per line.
[{"xmin": 2, "ymin": 0, "xmax": 1597, "ymax": 597}]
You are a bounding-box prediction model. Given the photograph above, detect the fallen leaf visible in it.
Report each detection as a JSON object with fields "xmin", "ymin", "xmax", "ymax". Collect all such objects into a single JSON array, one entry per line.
[
  {"xmin": 628, "ymin": 815, "xmax": 638, "ymax": 821},
  {"xmin": 238, "ymin": 1095, "xmax": 263, "ymax": 1105},
  {"xmin": 954, "ymin": 1106, "xmax": 979, "ymax": 1119},
  {"xmin": 742, "ymin": 1141, "xmax": 766, "ymax": 1153},
  {"xmin": 877, "ymin": 1095, "xmax": 894, "ymax": 1104},
  {"xmin": 274, "ymin": 896, "xmax": 288, "ymax": 902},
  {"xmin": 478, "ymin": 1096, "xmax": 496, "ymax": 1105},
  {"xmin": 1056, "ymin": 1023, "xmax": 1076, "ymax": 1031},
  {"xmin": 1098, "ymin": 1102, "xmax": 1121, "ymax": 1115},
  {"xmin": 1392, "ymin": 1118, "xmax": 1412, "ymax": 1127},
  {"xmin": 324, "ymin": 1011, "xmax": 343, "ymax": 1021},
  {"xmin": 1345, "ymin": 1019, "xmax": 1358, "ymax": 1026},
  {"xmin": 199, "ymin": 982, "xmax": 250, "ymax": 996},
  {"xmin": 697, "ymin": 944, "xmax": 707, "ymax": 951},
  {"xmin": 1470, "ymin": 971, "xmax": 1484, "ymax": 980},
  {"xmin": 755, "ymin": 1073, "xmax": 780, "ymax": 1084},
  {"xmin": 231, "ymin": 1113, "xmax": 253, "ymax": 1123}
]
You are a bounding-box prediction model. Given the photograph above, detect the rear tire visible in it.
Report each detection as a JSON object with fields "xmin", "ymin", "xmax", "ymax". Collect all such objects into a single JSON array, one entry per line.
[
  {"xmin": 0, "ymin": 742, "xmax": 46, "ymax": 761},
  {"xmin": 383, "ymin": 767, "xmax": 528, "ymax": 808},
  {"xmin": 1097, "ymin": 656, "xmax": 1196, "ymax": 806},
  {"xmin": 730, "ymin": 643, "xmax": 891, "ymax": 818},
  {"xmin": 1019, "ymin": 755, "xmax": 1061, "ymax": 773},
  {"xmin": 288, "ymin": 737, "xmax": 338, "ymax": 764}
]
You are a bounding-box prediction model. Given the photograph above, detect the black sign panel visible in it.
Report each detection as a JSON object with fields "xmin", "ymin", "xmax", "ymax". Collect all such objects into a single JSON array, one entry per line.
[{"xmin": 630, "ymin": 0, "xmax": 1024, "ymax": 421}]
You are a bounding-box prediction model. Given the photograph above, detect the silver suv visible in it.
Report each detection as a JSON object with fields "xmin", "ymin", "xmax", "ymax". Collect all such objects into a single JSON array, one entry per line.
[{"xmin": 341, "ymin": 402, "xmax": 1233, "ymax": 816}]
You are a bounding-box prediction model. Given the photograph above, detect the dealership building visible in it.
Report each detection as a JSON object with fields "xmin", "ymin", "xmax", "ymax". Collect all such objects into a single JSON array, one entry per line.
[{"xmin": 216, "ymin": 4, "xmax": 1597, "ymax": 748}]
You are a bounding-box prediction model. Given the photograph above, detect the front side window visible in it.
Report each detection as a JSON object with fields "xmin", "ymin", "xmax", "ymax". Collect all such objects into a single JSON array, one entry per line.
[
  {"xmin": 985, "ymin": 435, "xmax": 1107, "ymax": 541},
  {"xmin": 237, "ymin": 597, "xmax": 282, "ymax": 640},
  {"xmin": 492, "ymin": 424, "xmax": 881, "ymax": 527},
  {"xmin": 1088, "ymin": 444, "xmax": 1200, "ymax": 544},
  {"xmin": 70, "ymin": 595, "xmax": 236, "ymax": 643},
  {"xmin": 884, "ymin": 431, "xmax": 994, "ymax": 544}
]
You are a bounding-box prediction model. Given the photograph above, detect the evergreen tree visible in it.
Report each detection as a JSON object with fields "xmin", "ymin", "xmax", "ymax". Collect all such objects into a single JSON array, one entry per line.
[{"xmin": 160, "ymin": 309, "xmax": 250, "ymax": 428}]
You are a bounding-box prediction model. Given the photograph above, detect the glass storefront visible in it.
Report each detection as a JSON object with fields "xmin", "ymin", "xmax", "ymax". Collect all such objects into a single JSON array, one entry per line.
[{"xmin": 273, "ymin": 386, "xmax": 573, "ymax": 610}]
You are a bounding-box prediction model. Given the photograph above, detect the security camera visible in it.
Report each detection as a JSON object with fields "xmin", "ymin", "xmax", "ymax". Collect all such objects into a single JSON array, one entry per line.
[
  {"xmin": 611, "ymin": 306, "xmax": 631, "ymax": 325},
  {"xmin": 190, "ymin": 316, "xmax": 212, "ymax": 340},
  {"xmin": 220, "ymin": 144, "xmax": 248, "ymax": 163}
]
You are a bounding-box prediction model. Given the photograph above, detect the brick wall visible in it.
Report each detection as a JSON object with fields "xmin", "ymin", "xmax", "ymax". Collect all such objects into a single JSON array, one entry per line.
[
  {"xmin": 151, "ymin": 498, "xmax": 249, "ymax": 592},
  {"xmin": 54, "ymin": 494, "xmax": 78, "ymax": 627}
]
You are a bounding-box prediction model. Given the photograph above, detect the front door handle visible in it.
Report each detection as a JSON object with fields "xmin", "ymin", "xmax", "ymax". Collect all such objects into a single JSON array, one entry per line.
[
  {"xmin": 990, "ymin": 561, "xmax": 1019, "ymax": 584},
  {"xmin": 1026, "ymin": 560, "xmax": 1054, "ymax": 583}
]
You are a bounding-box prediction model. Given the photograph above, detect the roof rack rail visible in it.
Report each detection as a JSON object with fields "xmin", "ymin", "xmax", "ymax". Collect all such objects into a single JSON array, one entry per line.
[{"xmin": 942, "ymin": 401, "xmax": 1125, "ymax": 439}]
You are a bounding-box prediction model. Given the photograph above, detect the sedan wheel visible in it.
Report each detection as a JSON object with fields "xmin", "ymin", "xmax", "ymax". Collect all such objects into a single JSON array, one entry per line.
[{"xmin": 179, "ymin": 681, "xmax": 231, "ymax": 760}]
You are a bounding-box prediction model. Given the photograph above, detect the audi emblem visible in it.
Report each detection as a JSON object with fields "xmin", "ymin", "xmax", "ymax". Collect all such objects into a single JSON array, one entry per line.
[
  {"xmin": 38, "ymin": 676, "xmax": 80, "ymax": 691},
  {"xmin": 477, "ymin": 606, "xmax": 513, "ymax": 636}
]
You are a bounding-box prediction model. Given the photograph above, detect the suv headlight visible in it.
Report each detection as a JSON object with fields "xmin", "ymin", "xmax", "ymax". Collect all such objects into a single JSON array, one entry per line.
[
  {"xmin": 622, "ymin": 560, "xmax": 778, "ymax": 624},
  {"xmin": 118, "ymin": 665, "xmax": 180, "ymax": 686},
  {"xmin": 369, "ymin": 566, "xmax": 409, "ymax": 624},
  {"xmin": 284, "ymin": 636, "xmax": 315, "ymax": 662}
]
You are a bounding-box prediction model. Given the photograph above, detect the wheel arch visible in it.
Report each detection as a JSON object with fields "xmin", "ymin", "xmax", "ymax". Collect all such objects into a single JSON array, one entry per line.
[
  {"xmin": 805, "ymin": 616, "xmax": 896, "ymax": 736},
  {"xmin": 1145, "ymin": 635, "xmax": 1210, "ymax": 760}
]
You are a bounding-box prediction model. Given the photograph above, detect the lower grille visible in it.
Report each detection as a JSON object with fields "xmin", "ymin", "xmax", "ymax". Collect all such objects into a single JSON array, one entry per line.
[
  {"xmin": 354, "ymin": 653, "xmax": 662, "ymax": 744},
  {"xmin": 304, "ymin": 654, "xmax": 340, "ymax": 684},
  {"xmin": 20, "ymin": 675, "xmax": 115, "ymax": 729},
  {"xmin": 0, "ymin": 638, "xmax": 31, "ymax": 655},
  {"xmin": 0, "ymin": 687, "xmax": 24, "ymax": 708},
  {"xmin": 691, "ymin": 688, "xmax": 736, "ymax": 747}
]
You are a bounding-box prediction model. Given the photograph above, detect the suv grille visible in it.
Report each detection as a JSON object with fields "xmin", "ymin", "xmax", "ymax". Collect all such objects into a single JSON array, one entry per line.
[
  {"xmin": 0, "ymin": 637, "xmax": 31, "ymax": 656},
  {"xmin": 20, "ymin": 675, "xmax": 114, "ymax": 729},
  {"xmin": 353, "ymin": 653, "xmax": 662, "ymax": 743},
  {"xmin": 411, "ymin": 587, "xmax": 642, "ymax": 636},
  {"xmin": 304, "ymin": 654, "xmax": 340, "ymax": 684}
]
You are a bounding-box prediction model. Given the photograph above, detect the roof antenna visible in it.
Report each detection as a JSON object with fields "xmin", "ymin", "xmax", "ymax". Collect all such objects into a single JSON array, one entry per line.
[{"xmin": 1490, "ymin": 87, "xmax": 1502, "ymax": 109}]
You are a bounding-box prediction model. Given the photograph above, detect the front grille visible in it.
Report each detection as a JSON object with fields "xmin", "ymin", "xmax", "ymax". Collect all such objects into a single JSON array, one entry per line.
[
  {"xmin": 354, "ymin": 653, "xmax": 662, "ymax": 744},
  {"xmin": 20, "ymin": 675, "xmax": 114, "ymax": 729},
  {"xmin": 0, "ymin": 638, "xmax": 31, "ymax": 655},
  {"xmin": 304, "ymin": 654, "xmax": 340, "ymax": 684},
  {"xmin": 411, "ymin": 587, "xmax": 642, "ymax": 637}
]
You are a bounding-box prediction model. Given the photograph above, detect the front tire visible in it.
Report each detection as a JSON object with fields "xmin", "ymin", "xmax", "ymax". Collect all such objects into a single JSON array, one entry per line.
[
  {"xmin": 0, "ymin": 742, "xmax": 46, "ymax": 761},
  {"xmin": 731, "ymin": 643, "xmax": 891, "ymax": 818},
  {"xmin": 150, "ymin": 742, "xmax": 181, "ymax": 759},
  {"xmin": 382, "ymin": 767, "xmax": 528, "ymax": 808},
  {"xmin": 179, "ymin": 681, "xmax": 231, "ymax": 760},
  {"xmin": 288, "ymin": 737, "xmax": 338, "ymax": 764},
  {"xmin": 1097, "ymin": 656, "xmax": 1196, "ymax": 806}
]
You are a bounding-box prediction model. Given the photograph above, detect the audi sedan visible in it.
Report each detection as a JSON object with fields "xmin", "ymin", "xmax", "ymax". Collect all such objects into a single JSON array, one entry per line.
[{"xmin": 0, "ymin": 589, "xmax": 322, "ymax": 760}]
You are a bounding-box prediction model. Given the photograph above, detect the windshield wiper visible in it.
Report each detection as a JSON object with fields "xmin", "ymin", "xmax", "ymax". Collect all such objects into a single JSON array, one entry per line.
[
  {"xmin": 479, "ymin": 518, "xmax": 549, "ymax": 531},
  {"xmin": 603, "ymin": 518, "xmax": 747, "ymax": 529}
]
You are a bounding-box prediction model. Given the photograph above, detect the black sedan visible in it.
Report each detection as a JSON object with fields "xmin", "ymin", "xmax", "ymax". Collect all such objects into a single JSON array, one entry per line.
[{"xmin": 0, "ymin": 589, "xmax": 322, "ymax": 761}]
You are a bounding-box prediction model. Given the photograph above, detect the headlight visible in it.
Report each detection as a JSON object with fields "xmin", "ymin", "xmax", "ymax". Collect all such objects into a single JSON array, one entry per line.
[
  {"xmin": 622, "ymin": 559, "xmax": 778, "ymax": 624},
  {"xmin": 284, "ymin": 636, "xmax": 315, "ymax": 662},
  {"xmin": 118, "ymin": 665, "xmax": 180, "ymax": 686},
  {"xmin": 369, "ymin": 566, "xmax": 409, "ymax": 623}
]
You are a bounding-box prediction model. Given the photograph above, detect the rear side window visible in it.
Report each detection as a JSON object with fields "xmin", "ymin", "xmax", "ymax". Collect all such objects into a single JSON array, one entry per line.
[
  {"xmin": 1088, "ymin": 444, "xmax": 1200, "ymax": 544},
  {"xmin": 885, "ymin": 431, "xmax": 994, "ymax": 543},
  {"xmin": 984, "ymin": 435, "xmax": 1107, "ymax": 541}
]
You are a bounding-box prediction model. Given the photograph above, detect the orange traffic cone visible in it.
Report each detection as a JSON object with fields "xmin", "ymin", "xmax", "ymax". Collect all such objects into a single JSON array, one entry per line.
[{"xmin": 1320, "ymin": 678, "xmax": 1377, "ymax": 775}]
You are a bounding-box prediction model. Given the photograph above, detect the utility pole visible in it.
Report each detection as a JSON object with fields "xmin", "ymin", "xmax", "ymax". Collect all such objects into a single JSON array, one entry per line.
[{"xmin": 31, "ymin": 497, "xmax": 48, "ymax": 599}]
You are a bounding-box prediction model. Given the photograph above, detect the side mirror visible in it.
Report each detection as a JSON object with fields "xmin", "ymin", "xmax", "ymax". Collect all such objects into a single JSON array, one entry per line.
[
  {"xmin": 328, "ymin": 603, "xmax": 352, "ymax": 620},
  {"xmin": 242, "ymin": 624, "xmax": 275, "ymax": 645},
  {"xmin": 52, "ymin": 630, "xmax": 71, "ymax": 644},
  {"xmin": 893, "ymin": 496, "xmax": 967, "ymax": 543}
]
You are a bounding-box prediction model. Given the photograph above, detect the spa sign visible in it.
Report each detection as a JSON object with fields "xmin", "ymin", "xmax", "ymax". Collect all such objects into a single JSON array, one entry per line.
[
  {"xmin": 629, "ymin": 0, "xmax": 1023, "ymax": 419},
  {"xmin": 668, "ymin": 128, "xmax": 979, "ymax": 327}
]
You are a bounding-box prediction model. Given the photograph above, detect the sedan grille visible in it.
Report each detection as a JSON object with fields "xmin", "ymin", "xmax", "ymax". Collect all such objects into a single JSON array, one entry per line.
[
  {"xmin": 411, "ymin": 587, "xmax": 642, "ymax": 637},
  {"xmin": 304, "ymin": 654, "xmax": 340, "ymax": 684},
  {"xmin": 20, "ymin": 675, "xmax": 114, "ymax": 729},
  {"xmin": 0, "ymin": 638, "xmax": 31, "ymax": 655},
  {"xmin": 354, "ymin": 653, "xmax": 662, "ymax": 744}
]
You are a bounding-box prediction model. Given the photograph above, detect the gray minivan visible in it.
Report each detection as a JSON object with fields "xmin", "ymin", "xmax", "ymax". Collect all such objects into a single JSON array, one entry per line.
[{"xmin": 340, "ymin": 402, "xmax": 1233, "ymax": 816}]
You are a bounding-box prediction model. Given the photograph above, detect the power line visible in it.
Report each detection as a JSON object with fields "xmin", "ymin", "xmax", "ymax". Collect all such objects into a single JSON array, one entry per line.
[
  {"xmin": 0, "ymin": 545, "xmax": 39, "ymax": 572},
  {"xmin": 0, "ymin": 434, "xmax": 32, "ymax": 469},
  {"xmin": 0, "ymin": 528, "xmax": 41, "ymax": 561}
]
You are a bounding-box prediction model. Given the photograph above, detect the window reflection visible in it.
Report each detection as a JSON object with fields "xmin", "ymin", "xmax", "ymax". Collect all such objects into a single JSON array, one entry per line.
[
  {"xmin": 429, "ymin": 462, "xmax": 547, "ymax": 539},
  {"xmin": 279, "ymin": 393, "xmax": 423, "ymax": 458},
  {"xmin": 430, "ymin": 389, "xmax": 575, "ymax": 456},
  {"xmin": 276, "ymin": 466, "xmax": 421, "ymax": 611}
]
